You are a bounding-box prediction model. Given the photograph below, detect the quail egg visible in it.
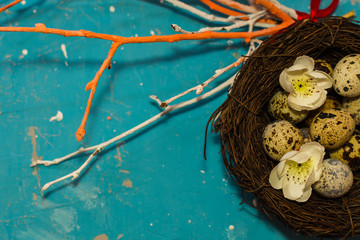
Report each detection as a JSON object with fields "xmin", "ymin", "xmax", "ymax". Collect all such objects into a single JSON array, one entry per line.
[
  {"xmin": 333, "ymin": 54, "xmax": 360, "ymax": 97},
  {"xmin": 304, "ymin": 96, "xmax": 342, "ymax": 126},
  {"xmin": 268, "ymin": 90, "xmax": 308, "ymax": 124},
  {"xmin": 313, "ymin": 158, "xmax": 353, "ymax": 198},
  {"xmin": 310, "ymin": 108, "xmax": 355, "ymax": 149},
  {"xmin": 342, "ymin": 95, "xmax": 360, "ymax": 125},
  {"xmin": 314, "ymin": 59, "xmax": 333, "ymax": 76},
  {"xmin": 329, "ymin": 130, "xmax": 360, "ymax": 171},
  {"xmin": 262, "ymin": 120, "xmax": 304, "ymax": 161}
]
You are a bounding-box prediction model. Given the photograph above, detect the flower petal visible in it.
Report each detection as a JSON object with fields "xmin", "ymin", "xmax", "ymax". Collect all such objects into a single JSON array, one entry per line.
[
  {"xmin": 306, "ymin": 71, "xmax": 333, "ymax": 89},
  {"xmin": 287, "ymin": 88, "xmax": 327, "ymax": 111},
  {"xmin": 293, "ymin": 56, "xmax": 314, "ymax": 71},
  {"xmin": 286, "ymin": 64, "xmax": 309, "ymax": 74},
  {"xmin": 300, "ymin": 142, "xmax": 325, "ymax": 154},
  {"xmin": 269, "ymin": 165, "xmax": 284, "ymax": 189},
  {"xmin": 286, "ymin": 151, "xmax": 311, "ymax": 164},
  {"xmin": 279, "ymin": 70, "xmax": 295, "ymax": 93},
  {"xmin": 279, "ymin": 150, "xmax": 298, "ymax": 161},
  {"xmin": 282, "ymin": 177, "xmax": 306, "ymax": 200},
  {"xmin": 296, "ymin": 186, "xmax": 312, "ymax": 202}
]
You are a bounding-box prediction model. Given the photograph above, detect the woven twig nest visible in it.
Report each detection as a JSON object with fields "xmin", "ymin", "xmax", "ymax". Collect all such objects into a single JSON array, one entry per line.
[{"xmin": 210, "ymin": 17, "xmax": 360, "ymax": 238}]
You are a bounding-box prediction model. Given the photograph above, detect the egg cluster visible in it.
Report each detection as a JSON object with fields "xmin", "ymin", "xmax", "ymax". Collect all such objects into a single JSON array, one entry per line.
[{"xmin": 263, "ymin": 54, "xmax": 360, "ymax": 199}]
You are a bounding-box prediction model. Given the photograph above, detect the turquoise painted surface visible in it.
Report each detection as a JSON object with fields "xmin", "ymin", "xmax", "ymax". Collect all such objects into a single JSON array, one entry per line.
[{"xmin": 0, "ymin": 0, "xmax": 358, "ymax": 239}]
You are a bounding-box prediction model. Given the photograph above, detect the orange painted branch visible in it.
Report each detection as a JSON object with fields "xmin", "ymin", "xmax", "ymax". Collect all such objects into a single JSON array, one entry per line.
[
  {"xmin": 199, "ymin": 0, "xmax": 245, "ymax": 16},
  {"xmin": 200, "ymin": 0, "xmax": 276, "ymax": 24},
  {"xmin": 76, "ymin": 42, "xmax": 121, "ymax": 141},
  {"xmin": 255, "ymin": 0, "xmax": 293, "ymax": 23},
  {"xmin": 0, "ymin": 0, "xmax": 293, "ymax": 141},
  {"xmin": 0, "ymin": 0, "xmax": 22, "ymax": 13},
  {"xmin": 0, "ymin": 21, "xmax": 292, "ymax": 45}
]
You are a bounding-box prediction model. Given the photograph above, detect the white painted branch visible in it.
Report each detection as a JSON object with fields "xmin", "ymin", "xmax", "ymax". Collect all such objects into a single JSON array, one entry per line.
[
  {"xmin": 214, "ymin": 0, "xmax": 258, "ymax": 13},
  {"xmin": 267, "ymin": 0, "xmax": 298, "ymax": 20},
  {"xmin": 164, "ymin": 0, "xmax": 237, "ymax": 23},
  {"xmin": 39, "ymin": 75, "xmax": 236, "ymax": 191},
  {"xmin": 157, "ymin": 58, "xmax": 243, "ymax": 108}
]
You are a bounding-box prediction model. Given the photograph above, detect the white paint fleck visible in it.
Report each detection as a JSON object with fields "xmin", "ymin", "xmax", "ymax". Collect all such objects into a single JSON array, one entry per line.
[
  {"xmin": 22, "ymin": 49, "xmax": 28, "ymax": 55},
  {"xmin": 187, "ymin": 220, "xmax": 191, "ymax": 223},
  {"xmin": 150, "ymin": 30, "xmax": 155, "ymax": 35},
  {"xmin": 139, "ymin": 82, "xmax": 143, "ymax": 86},
  {"xmin": 229, "ymin": 225, "xmax": 235, "ymax": 231},
  {"xmin": 49, "ymin": 111, "xmax": 63, "ymax": 122},
  {"xmin": 21, "ymin": 0, "xmax": 26, "ymax": 5},
  {"xmin": 60, "ymin": 44, "xmax": 68, "ymax": 59},
  {"xmin": 109, "ymin": 6, "xmax": 115, "ymax": 12},
  {"xmin": 227, "ymin": 40, "xmax": 234, "ymax": 45},
  {"xmin": 135, "ymin": 33, "xmax": 138, "ymax": 37},
  {"xmin": 33, "ymin": 9, "xmax": 37, "ymax": 13},
  {"xmin": 120, "ymin": 47, "xmax": 124, "ymax": 50},
  {"xmin": 150, "ymin": 223, "xmax": 153, "ymax": 226},
  {"xmin": 200, "ymin": 170, "xmax": 205, "ymax": 174}
]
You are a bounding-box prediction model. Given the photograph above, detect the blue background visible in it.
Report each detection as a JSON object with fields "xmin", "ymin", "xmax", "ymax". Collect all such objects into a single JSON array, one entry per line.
[{"xmin": 0, "ymin": 0, "xmax": 358, "ymax": 239}]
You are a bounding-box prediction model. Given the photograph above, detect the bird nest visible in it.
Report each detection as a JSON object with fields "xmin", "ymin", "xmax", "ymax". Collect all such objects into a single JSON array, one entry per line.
[{"xmin": 209, "ymin": 17, "xmax": 360, "ymax": 238}]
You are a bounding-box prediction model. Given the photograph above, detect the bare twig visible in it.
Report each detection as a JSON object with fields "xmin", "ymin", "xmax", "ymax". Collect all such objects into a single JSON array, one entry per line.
[{"xmin": 38, "ymin": 75, "xmax": 236, "ymax": 191}]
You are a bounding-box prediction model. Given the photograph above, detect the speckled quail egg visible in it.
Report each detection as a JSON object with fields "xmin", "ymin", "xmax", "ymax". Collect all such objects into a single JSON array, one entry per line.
[
  {"xmin": 310, "ymin": 108, "xmax": 355, "ymax": 149},
  {"xmin": 313, "ymin": 158, "xmax": 353, "ymax": 198},
  {"xmin": 268, "ymin": 90, "xmax": 308, "ymax": 124},
  {"xmin": 329, "ymin": 130, "xmax": 360, "ymax": 171},
  {"xmin": 262, "ymin": 120, "xmax": 304, "ymax": 161},
  {"xmin": 342, "ymin": 96, "xmax": 360, "ymax": 125},
  {"xmin": 333, "ymin": 54, "xmax": 360, "ymax": 97},
  {"xmin": 314, "ymin": 59, "xmax": 333, "ymax": 76},
  {"xmin": 304, "ymin": 96, "xmax": 342, "ymax": 126}
]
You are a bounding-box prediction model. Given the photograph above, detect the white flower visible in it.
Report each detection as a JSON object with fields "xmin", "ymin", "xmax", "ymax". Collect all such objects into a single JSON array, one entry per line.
[
  {"xmin": 269, "ymin": 142, "xmax": 325, "ymax": 202},
  {"xmin": 279, "ymin": 56, "xmax": 333, "ymax": 111}
]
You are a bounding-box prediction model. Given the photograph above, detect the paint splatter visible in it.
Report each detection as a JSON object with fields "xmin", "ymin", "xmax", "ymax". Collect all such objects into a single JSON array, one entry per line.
[
  {"xmin": 51, "ymin": 207, "xmax": 77, "ymax": 233},
  {"xmin": 28, "ymin": 127, "xmax": 42, "ymax": 187},
  {"xmin": 109, "ymin": 6, "xmax": 115, "ymax": 12},
  {"xmin": 114, "ymin": 146, "xmax": 123, "ymax": 166},
  {"xmin": 117, "ymin": 234, "xmax": 124, "ymax": 239},
  {"xmin": 122, "ymin": 179, "xmax": 133, "ymax": 188},
  {"xmin": 94, "ymin": 234, "xmax": 108, "ymax": 240},
  {"xmin": 32, "ymin": 193, "xmax": 38, "ymax": 201}
]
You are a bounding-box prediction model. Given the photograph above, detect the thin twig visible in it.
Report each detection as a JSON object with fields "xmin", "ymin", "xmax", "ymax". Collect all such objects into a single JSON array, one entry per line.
[
  {"xmin": 39, "ymin": 75, "xmax": 236, "ymax": 191},
  {"xmin": 76, "ymin": 42, "xmax": 121, "ymax": 141},
  {"xmin": 158, "ymin": 57, "xmax": 245, "ymax": 108},
  {"xmin": 0, "ymin": 0, "xmax": 22, "ymax": 13},
  {"xmin": 214, "ymin": 0, "xmax": 258, "ymax": 14}
]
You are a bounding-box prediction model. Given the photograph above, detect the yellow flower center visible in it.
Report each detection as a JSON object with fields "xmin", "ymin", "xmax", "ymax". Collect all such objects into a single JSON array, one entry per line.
[
  {"xmin": 286, "ymin": 158, "xmax": 314, "ymax": 184},
  {"xmin": 291, "ymin": 74, "xmax": 316, "ymax": 96}
]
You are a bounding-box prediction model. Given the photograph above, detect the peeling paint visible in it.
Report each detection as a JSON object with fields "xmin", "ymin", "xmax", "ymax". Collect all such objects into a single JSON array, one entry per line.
[
  {"xmin": 122, "ymin": 179, "xmax": 133, "ymax": 188},
  {"xmin": 93, "ymin": 233, "xmax": 108, "ymax": 240}
]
